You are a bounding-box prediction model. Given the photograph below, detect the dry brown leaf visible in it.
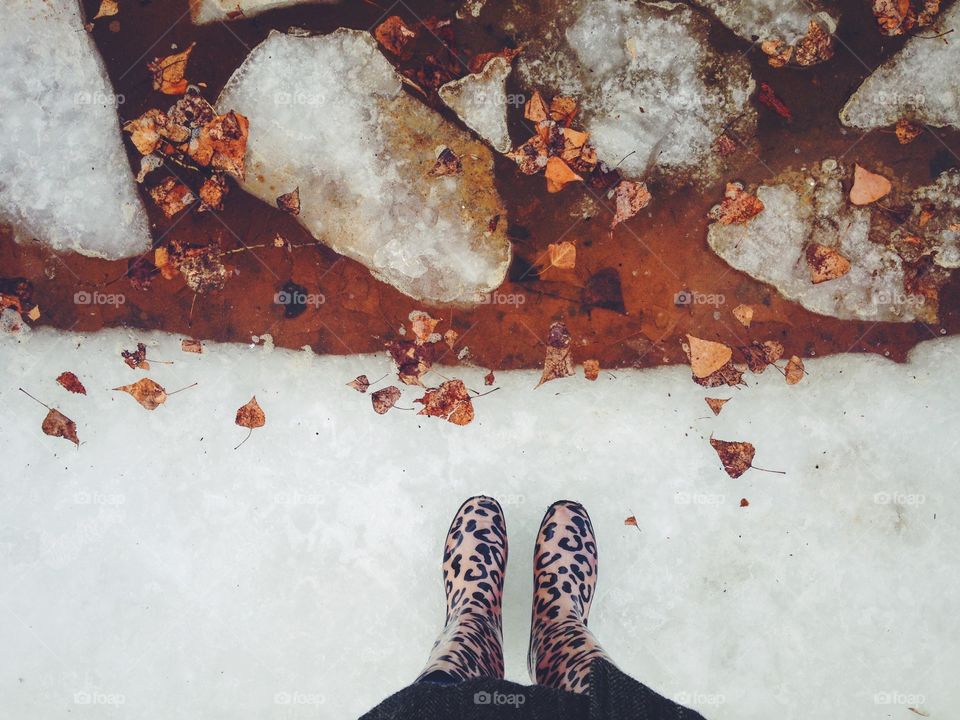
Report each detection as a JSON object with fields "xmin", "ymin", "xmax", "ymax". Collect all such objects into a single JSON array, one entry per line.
[
  {"xmin": 548, "ymin": 241, "xmax": 577, "ymax": 270},
  {"xmin": 895, "ymin": 118, "xmax": 922, "ymax": 144},
  {"xmin": 806, "ymin": 243, "xmax": 851, "ymax": 283},
  {"xmin": 732, "ymin": 304, "xmax": 754, "ymax": 327},
  {"xmin": 524, "ymin": 90, "xmax": 549, "ymax": 122},
  {"xmin": 695, "ymin": 362, "xmax": 746, "ymax": 389},
  {"xmin": 428, "ymin": 147, "xmax": 462, "ymax": 177},
  {"xmin": 235, "ymin": 396, "xmax": 266, "ymax": 429},
  {"xmin": 686, "ymin": 335, "xmax": 733, "ymax": 379},
  {"xmin": 113, "ymin": 378, "xmax": 168, "ymax": 410},
  {"xmin": 94, "ymin": 0, "xmax": 119, "ymax": 20},
  {"xmin": 148, "ymin": 43, "xmax": 196, "ymax": 96},
  {"xmin": 276, "ymin": 187, "xmax": 300, "ymax": 215},
  {"xmin": 536, "ymin": 321, "xmax": 575, "ymax": 388},
  {"xmin": 709, "ymin": 183, "xmax": 765, "ymax": 225},
  {"xmin": 374, "ymin": 15, "xmax": 418, "ymax": 57},
  {"xmin": 443, "ymin": 329, "xmax": 459, "ymax": 350},
  {"xmin": 56, "ymin": 371, "xmax": 87, "ymax": 395},
  {"xmin": 193, "ymin": 111, "xmax": 249, "ymax": 180},
  {"xmin": 468, "ymin": 48, "xmax": 521, "ymax": 74},
  {"xmin": 545, "ymin": 157, "xmax": 582, "ymax": 193},
  {"xmin": 583, "ymin": 359, "xmax": 600, "ymax": 381},
  {"xmin": 705, "ymin": 397, "xmax": 730, "ymax": 415},
  {"xmin": 348, "ymin": 375, "xmax": 371, "ymax": 393},
  {"xmin": 549, "ymin": 96, "xmax": 578, "ymax": 123},
  {"xmin": 179, "ymin": 247, "xmax": 229, "ymax": 294},
  {"xmin": 740, "ymin": 498, "xmax": 750, "ymax": 507},
  {"xmin": 409, "ymin": 311, "xmax": 440, "ymax": 344},
  {"xmin": 371, "ymin": 386, "xmax": 402, "ymax": 414},
  {"xmin": 740, "ymin": 340, "xmax": 783, "ymax": 373},
  {"xmin": 624, "ymin": 515, "xmax": 638, "ymax": 526},
  {"xmin": 149, "ymin": 178, "xmax": 195, "ymax": 218},
  {"xmin": 198, "ymin": 173, "xmax": 229, "ymax": 212},
  {"xmin": 610, "ymin": 180, "xmax": 651, "ymax": 229},
  {"xmin": 416, "ymin": 379, "xmax": 475, "ymax": 426},
  {"xmin": 793, "ymin": 20, "xmax": 834, "ymax": 66},
  {"xmin": 785, "ymin": 355, "xmax": 805, "ymax": 385},
  {"xmin": 850, "ymin": 164, "xmax": 892, "ymax": 205},
  {"xmin": 122, "ymin": 342, "xmax": 150, "ymax": 370},
  {"xmin": 42, "ymin": 408, "xmax": 79, "ymax": 446},
  {"xmin": 484, "ymin": 370, "xmax": 495, "ymax": 386},
  {"xmin": 181, "ymin": 338, "xmax": 203, "ymax": 353},
  {"xmin": 710, "ymin": 438, "xmax": 756, "ymax": 478}
]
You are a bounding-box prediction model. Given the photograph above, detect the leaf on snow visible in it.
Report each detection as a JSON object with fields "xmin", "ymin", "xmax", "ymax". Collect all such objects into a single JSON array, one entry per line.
[
  {"xmin": 235, "ymin": 396, "xmax": 266, "ymax": 429},
  {"xmin": 428, "ymin": 147, "xmax": 463, "ymax": 177},
  {"xmin": 122, "ymin": 342, "xmax": 150, "ymax": 370},
  {"xmin": 785, "ymin": 355, "xmax": 805, "ymax": 385},
  {"xmin": 56, "ymin": 371, "xmax": 87, "ymax": 395},
  {"xmin": 710, "ymin": 438, "xmax": 756, "ymax": 478},
  {"xmin": 371, "ymin": 386, "xmax": 402, "ymax": 414},
  {"xmin": 348, "ymin": 375, "xmax": 371, "ymax": 393},
  {"xmin": 113, "ymin": 378, "xmax": 168, "ymax": 410},
  {"xmin": 806, "ymin": 243, "xmax": 851, "ymax": 283},
  {"xmin": 276, "ymin": 187, "xmax": 301, "ymax": 215},
  {"xmin": 708, "ymin": 182, "xmax": 764, "ymax": 225},
  {"xmin": 705, "ymin": 397, "xmax": 730, "ymax": 415},
  {"xmin": 583, "ymin": 359, "xmax": 600, "ymax": 381},
  {"xmin": 536, "ymin": 321, "xmax": 575, "ymax": 388},
  {"xmin": 686, "ymin": 335, "xmax": 733, "ymax": 379},
  {"xmin": 42, "ymin": 408, "xmax": 79, "ymax": 446},
  {"xmin": 416, "ymin": 379, "xmax": 475, "ymax": 426}
]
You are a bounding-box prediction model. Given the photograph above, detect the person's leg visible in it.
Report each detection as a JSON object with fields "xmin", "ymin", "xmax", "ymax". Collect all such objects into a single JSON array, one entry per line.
[
  {"xmin": 528, "ymin": 500, "xmax": 613, "ymax": 694},
  {"xmin": 415, "ymin": 496, "xmax": 508, "ymax": 684}
]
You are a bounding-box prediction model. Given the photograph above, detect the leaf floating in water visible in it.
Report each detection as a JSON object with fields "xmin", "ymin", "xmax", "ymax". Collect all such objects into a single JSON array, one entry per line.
[
  {"xmin": 686, "ymin": 335, "xmax": 733, "ymax": 379},
  {"xmin": 849, "ymin": 164, "xmax": 892, "ymax": 206},
  {"xmin": 148, "ymin": 42, "xmax": 196, "ymax": 96}
]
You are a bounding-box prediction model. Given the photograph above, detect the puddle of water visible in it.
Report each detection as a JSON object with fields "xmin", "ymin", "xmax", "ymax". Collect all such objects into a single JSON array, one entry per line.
[{"xmin": 1, "ymin": 0, "xmax": 957, "ymax": 368}]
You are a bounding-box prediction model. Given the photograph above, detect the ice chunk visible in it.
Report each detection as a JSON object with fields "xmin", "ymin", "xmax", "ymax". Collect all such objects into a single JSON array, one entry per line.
[
  {"xmin": 508, "ymin": 0, "xmax": 756, "ymax": 184},
  {"xmin": 439, "ymin": 57, "xmax": 513, "ymax": 154},
  {"xmin": 911, "ymin": 170, "xmax": 960, "ymax": 269},
  {"xmin": 840, "ymin": 1, "xmax": 960, "ymax": 129},
  {"xmin": 689, "ymin": 0, "xmax": 837, "ymax": 65},
  {"xmin": 217, "ymin": 29, "xmax": 511, "ymax": 304},
  {"xmin": 189, "ymin": 0, "xmax": 339, "ymax": 24},
  {"xmin": 707, "ymin": 162, "xmax": 951, "ymax": 323},
  {"xmin": 0, "ymin": 0, "xmax": 150, "ymax": 259}
]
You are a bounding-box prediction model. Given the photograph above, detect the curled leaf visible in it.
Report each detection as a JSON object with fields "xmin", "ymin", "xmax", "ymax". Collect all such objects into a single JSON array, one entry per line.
[{"xmin": 536, "ymin": 322, "xmax": 575, "ymax": 388}]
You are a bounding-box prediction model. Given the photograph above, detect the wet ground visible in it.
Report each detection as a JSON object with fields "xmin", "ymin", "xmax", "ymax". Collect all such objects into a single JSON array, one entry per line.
[{"xmin": 1, "ymin": 0, "xmax": 958, "ymax": 369}]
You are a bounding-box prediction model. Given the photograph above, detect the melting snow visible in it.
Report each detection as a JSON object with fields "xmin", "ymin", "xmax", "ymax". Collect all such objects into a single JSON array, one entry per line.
[
  {"xmin": 190, "ymin": 0, "xmax": 339, "ymax": 24},
  {"xmin": 217, "ymin": 29, "xmax": 511, "ymax": 304},
  {"xmin": 0, "ymin": 0, "xmax": 150, "ymax": 259},
  {"xmin": 439, "ymin": 57, "xmax": 513, "ymax": 154}
]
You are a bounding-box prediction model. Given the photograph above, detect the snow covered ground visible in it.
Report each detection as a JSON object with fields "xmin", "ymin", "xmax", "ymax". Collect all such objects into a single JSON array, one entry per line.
[{"xmin": 1, "ymin": 325, "xmax": 958, "ymax": 719}]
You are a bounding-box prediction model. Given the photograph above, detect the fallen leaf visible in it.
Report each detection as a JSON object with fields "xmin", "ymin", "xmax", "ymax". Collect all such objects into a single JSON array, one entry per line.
[
  {"xmin": 56, "ymin": 372, "xmax": 86, "ymax": 395},
  {"xmin": 806, "ymin": 243, "xmax": 851, "ymax": 283},
  {"xmin": 386, "ymin": 339, "xmax": 438, "ymax": 386},
  {"xmin": 428, "ymin": 147, "xmax": 462, "ymax": 177},
  {"xmin": 740, "ymin": 340, "xmax": 783, "ymax": 373},
  {"xmin": 740, "ymin": 498, "xmax": 749, "ymax": 507},
  {"xmin": 583, "ymin": 359, "xmax": 600, "ymax": 381},
  {"xmin": 416, "ymin": 379, "xmax": 475, "ymax": 425},
  {"xmin": 409, "ymin": 310, "xmax": 441, "ymax": 344},
  {"xmin": 850, "ymin": 164, "xmax": 892, "ymax": 205},
  {"xmin": 713, "ymin": 133, "xmax": 739, "ymax": 157},
  {"xmin": 793, "ymin": 20, "xmax": 834, "ymax": 66},
  {"xmin": 444, "ymin": 329, "xmax": 459, "ymax": 349},
  {"xmin": 611, "ymin": 180, "xmax": 651, "ymax": 229},
  {"xmin": 524, "ymin": 90, "xmax": 549, "ymax": 122},
  {"xmin": 686, "ymin": 335, "xmax": 733, "ymax": 379},
  {"xmin": 732, "ymin": 304, "xmax": 754, "ymax": 327},
  {"xmin": 198, "ymin": 173, "xmax": 229, "ymax": 212},
  {"xmin": 484, "ymin": 370, "xmax": 495, "ymax": 386},
  {"xmin": 785, "ymin": 355, "xmax": 805, "ymax": 385},
  {"xmin": 148, "ymin": 42, "xmax": 196, "ymax": 96},
  {"xmin": 276, "ymin": 187, "xmax": 300, "ymax": 215},
  {"xmin": 536, "ymin": 322, "xmax": 575, "ymax": 388},
  {"xmin": 347, "ymin": 375, "xmax": 371, "ymax": 393},
  {"xmin": 709, "ymin": 183, "xmax": 765, "ymax": 225},
  {"xmin": 179, "ymin": 247, "xmax": 229, "ymax": 294},
  {"xmin": 761, "ymin": 39, "xmax": 793, "ymax": 68},
  {"xmin": 27, "ymin": 305, "xmax": 41, "ymax": 321},
  {"xmin": 624, "ymin": 515, "xmax": 638, "ymax": 526},
  {"xmin": 705, "ymin": 397, "xmax": 730, "ymax": 415},
  {"xmin": 93, "ymin": 0, "xmax": 119, "ymax": 20},
  {"xmin": 694, "ymin": 362, "xmax": 745, "ymax": 388},
  {"xmin": 371, "ymin": 386, "xmax": 402, "ymax": 414},
  {"xmin": 710, "ymin": 438, "xmax": 756, "ymax": 478},
  {"xmin": 374, "ymin": 15, "xmax": 418, "ymax": 57},
  {"xmin": 544, "ymin": 157, "xmax": 582, "ymax": 193},
  {"xmin": 122, "ymin": 342, "xmax": 150, "ymax": 370},
  {"xmin": 113, "ymin": 378, "xmax": 168, "ymax": 410},
  {"xmin": 895, "ymin": 118, "xmax": 922, "ymax": 144},
  {"xmin": 547, "ymin": 241, "xmax": 577, "ymax": 270},
  {"xmin": 42, "ymin": 408, "xmax": 79, "ymax": 446},
  {"xmin": 181, "ymin": 338, "xmax": 203, "ymax": 353},
  {"xmin": 235, "ymin": 396, "xmax": 265, "ymax": 429},
  {"xmin": 757, "ymin": 82, "xmax": 792, "ymax": 121},
  {"xmin": 549, "ymin": 96, "xmax": 578, "ymax": 124},
  {"xmin": 468, "ymin": 48, "xmax": 521, "ymax": 74},
  {"xmin": 149, "ymin": 178, "xmax": 195, "ymax": 218},
  {"xmin": 195, "ymin": 111, "xmax": 249, "ymax": 180}
]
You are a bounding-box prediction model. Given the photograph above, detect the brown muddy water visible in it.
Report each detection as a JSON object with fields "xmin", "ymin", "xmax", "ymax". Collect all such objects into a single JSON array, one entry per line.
[{"xmin": 1, "ymin": 0, "xmax": 958, "ymax": 369}]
